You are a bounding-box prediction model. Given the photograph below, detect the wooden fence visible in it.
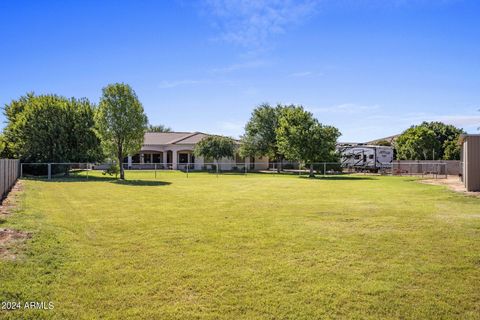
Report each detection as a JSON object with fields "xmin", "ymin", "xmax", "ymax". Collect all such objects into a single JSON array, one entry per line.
[{"xmin": 0, "ymin": 159, "xmax": 20, "ymax": 201}]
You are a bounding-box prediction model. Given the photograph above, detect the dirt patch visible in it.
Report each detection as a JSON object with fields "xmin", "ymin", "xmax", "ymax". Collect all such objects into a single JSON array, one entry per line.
[
  {"xmin": 421, "ymin": 176, "xmax": 480, "ymax": 197},
  {"xmin": 0, "ymin": 228, "xmax": 31, "ymax": 260},
  {"xmin": 0, "ymin": 181, "xmax": 29, "ymax": 260},
  {"xmin": 0, "ymin": 180, "xmax": 23, "ymax": 215}
]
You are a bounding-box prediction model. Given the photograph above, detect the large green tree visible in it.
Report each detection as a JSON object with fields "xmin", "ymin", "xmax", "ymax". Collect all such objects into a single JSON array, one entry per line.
[
  {"xmin": 95, "ymin": 83, "xmax": 148, "ymax": 179},
  {"xmin": 240, "ymin": 103, "xmax": 285, "ymax": 172},
  {"xmin": 276, "ymin": 106, "xmax": 340, "ymax": 177},
  {"xmin": 395, "ymin": 121, "xmax": 464, "ymax": 160},
  {"xmin": 1, "ymin": 93, "xmax": 102, "ymax": 162},
  {"xmin": 194, "ymin": 136, "xmax": 236, "ymax": 170}
]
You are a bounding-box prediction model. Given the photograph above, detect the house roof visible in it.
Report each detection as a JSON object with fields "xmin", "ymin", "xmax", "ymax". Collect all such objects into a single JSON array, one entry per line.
[{"xmin": 143, "ymin": 131, "xmax": 225, "ymax": 145}]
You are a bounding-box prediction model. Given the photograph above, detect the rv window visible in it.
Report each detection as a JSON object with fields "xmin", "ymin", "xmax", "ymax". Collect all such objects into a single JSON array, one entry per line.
[
  {"xmin": 354, "ymin": 155, "xmax": 361, "ymax": 160},
  {"xmin": 369, "ymin": 155, "xmax": 374, "ymax": 159}
]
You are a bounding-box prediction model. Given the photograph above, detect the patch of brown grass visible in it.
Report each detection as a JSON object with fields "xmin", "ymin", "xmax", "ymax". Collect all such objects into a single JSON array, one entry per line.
[
  {"xmin": 0, "ymin": 228, "xmax": 31, "ymax": 260},
  {"xmin": 0, "ymin": 180, "xmax": 24, "ymax": 215}
]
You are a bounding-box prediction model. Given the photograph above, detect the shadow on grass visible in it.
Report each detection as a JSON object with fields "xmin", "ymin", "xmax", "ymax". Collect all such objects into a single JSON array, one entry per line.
[
  {"xmin": 112, "ymin": 180, "xmax": 171, "ymax": 187},
  {"xmin": 299, "ymin": 175, "xmax": 378, "ymax": 181},
  {"xmin": 22, "ymin": 175, "xmax": 171, "ymax": 186},
  {"xmin": 22, "ymin": 175, "xmax": 117, "ymax": 183}
]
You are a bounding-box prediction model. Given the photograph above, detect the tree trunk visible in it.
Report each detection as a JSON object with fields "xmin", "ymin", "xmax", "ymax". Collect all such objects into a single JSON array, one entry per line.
[
  {"xmin": 309, "ymin": 163, "xmax": 315, "ymax": 178},
  {"xmin": 118, "ymin": 147, "xmax": 124, "ymax": 180},
  {"xmin": 276, "ymin": 155, "xmax": 282, "ymax": 173}
]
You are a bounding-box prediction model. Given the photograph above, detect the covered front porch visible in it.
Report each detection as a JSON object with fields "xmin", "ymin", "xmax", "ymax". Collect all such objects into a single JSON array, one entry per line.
[{"xmin": 127, "ymin": 150, "xmax": 196, "ymax": 170}]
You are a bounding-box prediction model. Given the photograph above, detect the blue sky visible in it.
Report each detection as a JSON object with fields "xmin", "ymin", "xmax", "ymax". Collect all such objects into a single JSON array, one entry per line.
[{"xmin": 1, "ymin": 0, "xmax": 479, "ymax": 142}]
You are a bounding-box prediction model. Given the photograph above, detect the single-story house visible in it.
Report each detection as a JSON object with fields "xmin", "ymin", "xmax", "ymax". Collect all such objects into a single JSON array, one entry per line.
[
  {"xmin": 459, "ymin": 134, "xmax": 480, "ymax": 191},
  {"xmin": 127, "ymin": 132, "xmax": 269, "ymax": 171}
]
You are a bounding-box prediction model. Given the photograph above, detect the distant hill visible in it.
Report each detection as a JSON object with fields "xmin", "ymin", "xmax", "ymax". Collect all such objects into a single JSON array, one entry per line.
[{"xmin": 365, "ymin": 134, "xmax": 400, "ymax": 145}]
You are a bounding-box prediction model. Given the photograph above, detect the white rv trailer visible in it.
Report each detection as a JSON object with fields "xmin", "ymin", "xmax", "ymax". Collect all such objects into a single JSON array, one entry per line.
[{"xmin": 338, "ymin": 144, "xmax": 394, "ymax": 172}]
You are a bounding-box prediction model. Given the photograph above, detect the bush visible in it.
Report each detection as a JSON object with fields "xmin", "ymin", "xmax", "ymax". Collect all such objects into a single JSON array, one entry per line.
[
  {"xmin": 103, "ymin": 164, "xmax": 120, "ymax": 178},
  {"xmin": 21, "ymin": 163, "xmax": 71, "ymax": 177}
]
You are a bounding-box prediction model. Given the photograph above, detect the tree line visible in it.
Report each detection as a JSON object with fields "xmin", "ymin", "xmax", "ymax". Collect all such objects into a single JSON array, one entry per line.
[
  {"xmin": 1, "ymin": 83, "xmax": 150, "ymax": 179},
  {"xmin": 0, "ymin": 82, "xmax": 466, "ymax": 179},
  {"xmin": 194, "ymin": 104, "xmax": 341, "ymax": 177}
]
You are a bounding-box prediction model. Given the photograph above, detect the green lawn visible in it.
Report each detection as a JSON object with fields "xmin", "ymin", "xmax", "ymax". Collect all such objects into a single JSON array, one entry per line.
[{"xmin": 1, "ymin": 171, "xmax": 479, "ymax": 319}]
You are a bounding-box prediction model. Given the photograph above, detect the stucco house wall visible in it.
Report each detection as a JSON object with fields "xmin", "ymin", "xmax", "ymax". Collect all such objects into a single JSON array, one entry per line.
[{"xmin": 460, "ymin": 134, "xmax": 480, "ymax": 191}]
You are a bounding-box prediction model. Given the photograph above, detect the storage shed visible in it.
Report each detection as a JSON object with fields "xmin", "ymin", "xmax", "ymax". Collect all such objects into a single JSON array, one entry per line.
[{"xmin": 460, "ymin": 134, "xmax": 480, "ymax": 191}]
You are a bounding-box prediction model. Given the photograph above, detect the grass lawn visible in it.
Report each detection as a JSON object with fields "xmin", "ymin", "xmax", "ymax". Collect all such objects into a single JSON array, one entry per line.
[{"xmin": 1, "ymin": 171, "xmax": 479, "ymax": 319}]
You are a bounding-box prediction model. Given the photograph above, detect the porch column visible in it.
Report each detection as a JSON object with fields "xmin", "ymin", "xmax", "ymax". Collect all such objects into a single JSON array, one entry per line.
[
  {"xmin": 187, "ymin": 153, "xmax": 191, "ymax": 164},
  {"xmin": 162, "ymin": 152, "xmax": 167, "ymax": 166},
  {"xmin": 172, "ymin": 150, "xmax": 178, "ymax": 170},
  {"xmin": 127, "ymin": 155, "xmax": 132, "ymax": 167},
  {"xmin": 140, "ymin": 153, "xmax": 144, "ymax": 164}
]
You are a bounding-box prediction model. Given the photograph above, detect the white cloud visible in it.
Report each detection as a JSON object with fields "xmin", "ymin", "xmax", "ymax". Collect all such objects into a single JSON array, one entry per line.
[
  {"xmin": 210, "ymin": 60, "xmax": 268, "ymax": 73},
  {"xmin": 432, "ymin": 115, "xmax": 480, "ymax": 127},
  {"xmin": 289, "ymin": 71, "xmax": 313, "ymax": 77},
  {"xmin": 202, "ymin": 0, "xmax": 321, "ymax": 47}
]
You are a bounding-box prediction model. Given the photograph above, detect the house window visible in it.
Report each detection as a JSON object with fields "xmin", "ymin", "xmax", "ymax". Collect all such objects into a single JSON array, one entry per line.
[
  {"xmin": 369, "ymin": 154, "xmax": 374, "ymax": 159},
  {"xmin": 152, "ymin": 153, "xmax": 161, "ymax": 163},
  {"xmin": 179, "ymin": 153, "xmax": 189, "ymax": 164}
]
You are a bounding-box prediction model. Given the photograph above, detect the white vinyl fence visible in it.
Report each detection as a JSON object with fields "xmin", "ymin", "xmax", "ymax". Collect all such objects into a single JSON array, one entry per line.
[{"xmin": 0, "ymin": 159, "xmax": 20, "ymax": 200}]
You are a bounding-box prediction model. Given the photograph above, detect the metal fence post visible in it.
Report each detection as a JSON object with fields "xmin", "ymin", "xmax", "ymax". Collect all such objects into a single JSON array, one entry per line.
[
  {"xmin": 20, "ymin": 163, "xmax": 23, "ymax": 178},
  {"xmin": 155, "ymin": 164, "xmax": 157, "ymax": 179},
  {"xmin": 323, "ymin": 162, "xmax": 326, "ymax": 177},
  {"xmin": 48, "ymin": 163, "xmax": 51, "ymax": 180},
  {"xmin": 186, "ymin": 163, "xmax": 189, "ymax": 178}
]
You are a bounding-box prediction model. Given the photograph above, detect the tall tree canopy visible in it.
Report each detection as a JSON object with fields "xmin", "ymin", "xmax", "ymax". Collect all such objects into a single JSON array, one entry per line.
[
  {"xmin": 1, "ymin": 93, "xmax": 102, "ymax": 162},
  {"xmin": 395, "ymin": 121, "xmax": 464, "ymax": 160},
  {"xmin": 276, "ymin": 106, "xmax": 341, "ymax": 177},
  {"xmin": 95, "ymin": 83, "xmax": 148, "ymax": 179},
  {"xmin": 240, "ymin": 103, "xmax": 285, "ymax": 172},
  {"xmin": 194, "ymin": 136, "xmax": 236, "ymax": 169},
  {"xmin": 148, "ymin": 124, "xmax": 172, "ymax": 132}
]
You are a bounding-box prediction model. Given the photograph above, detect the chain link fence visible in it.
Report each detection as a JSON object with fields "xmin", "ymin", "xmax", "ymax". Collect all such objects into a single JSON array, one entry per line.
[{"xmin": 19, "ymin": 161, "xmax": 450, "ymax": 180}]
